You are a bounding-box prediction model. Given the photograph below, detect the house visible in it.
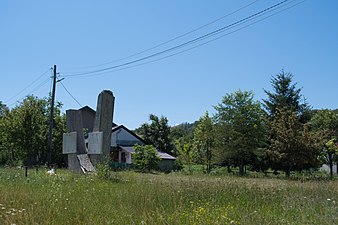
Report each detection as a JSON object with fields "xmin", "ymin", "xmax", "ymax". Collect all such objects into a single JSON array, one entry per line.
[
  {"xmin": 110, "ymin": 124, "xmax": 176, "ymax": 171},
  {"xmin": 80, "ymin": 106, "xmax": 176, "ymax": 171}
]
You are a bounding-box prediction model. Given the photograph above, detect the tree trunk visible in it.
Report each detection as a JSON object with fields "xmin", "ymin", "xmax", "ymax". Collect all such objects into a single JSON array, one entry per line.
[
  {"xmin": 329, "ymin": 153, "xmax": 333, "ymax": 180},
  {"xmin": 285, "ymin": 164, "xmax": 291, "ymax": 177},
  {"xmin": 227, "ymin": 164, "xmax": 231, "ymax": 173},
  {"xmin": 239, "ymin": 158, "xmax": 244, "ymax": 175}
]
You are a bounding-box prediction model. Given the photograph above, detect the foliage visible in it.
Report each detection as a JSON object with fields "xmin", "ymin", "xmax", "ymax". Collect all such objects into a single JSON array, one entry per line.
[
  {"xmin": 170, "ymin": 121, "xmax": 198, "ymax": 156},
  {"xmin": 268, "ymin": 109, "xmax": 321, "ymax": 176},
  {"xmin": 0, "ymin": 101, "xmax": 8, "ymax": 118},
  {"xmin": 137, "ymin": 114, "xmax": 174, "ymax": 154},
  {"xmin": 0, "ymin": 102, "xmax": 9, "ymax": 164},
  {"xmin": 176, "ymin": 141, "xmax": 194, "ymax": 173},
  {"xmin": 322, "ymin": 138, "xmax": 338, "ymax": 179},
  {"xmin": 133, "ymin": 144, "xmax": 160, "ymax": 172},
  {"xmin": 96, "ymin": 159, "xmax": 121, "ymax": 182},
  {"xmin": 311, "ymin": 109, "xmax": 338, "ymax": 137},
  {"xmin": 263, "ymin": 70, "xmax": 310, "ymax": 122},
  {"xmin": 0, "ymin": 95, "xmax": 65, "ymax": 166},
  {"xmin": 193, "ymin": 112, "xmax": 215, "ymax": 173},
  {"xmin": 311, "ymin": 109, "xmax": 338, "ymax": 178},
  {"xmin": 214, "ymin": 90, "xmax": 267, "ymax": 175}
]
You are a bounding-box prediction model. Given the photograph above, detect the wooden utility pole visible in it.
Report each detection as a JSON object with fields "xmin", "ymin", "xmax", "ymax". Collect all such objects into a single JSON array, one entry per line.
[{"xmin": 48, "ymin": 65, "xmax": 57, "ymax": 167}]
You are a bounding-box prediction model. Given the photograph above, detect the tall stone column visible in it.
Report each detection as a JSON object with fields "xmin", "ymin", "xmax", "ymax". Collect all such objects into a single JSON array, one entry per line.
[
  {"xmin": 65, "ymin": 109, "xmax": 87, "ymax": 172},
  {"xmin": 90, "ymin": 90, "xmax": 115, "ymax": 165}
]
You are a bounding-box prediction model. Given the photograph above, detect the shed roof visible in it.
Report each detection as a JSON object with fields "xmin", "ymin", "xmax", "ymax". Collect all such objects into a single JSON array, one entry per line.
[{"xmin": 120, "ymin": 146, "xmax": 176, "ymax": 160}]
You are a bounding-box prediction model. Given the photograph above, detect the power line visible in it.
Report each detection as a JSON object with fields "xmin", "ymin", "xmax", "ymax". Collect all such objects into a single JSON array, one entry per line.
[
  {"xmin": 7, "ymin": 77, "xmax": 51, "ymax": 107},
  {"xmin": 59, "ymin": 81, "xmax": 83, "ymax": 107},
  {"xmin": 4, "ymin": 68, "xmax": 52, "ymax": 104},
  {"xmin": 62, "ymin": 0, "xmax": 260, "ymax": 71},
  {"xmin": 63, "ymin": 0, "xmax": 304, "ymax": 79},
  {"xmin": 62, "ymin": 0, "xmax": 292, "ymax": 78}
]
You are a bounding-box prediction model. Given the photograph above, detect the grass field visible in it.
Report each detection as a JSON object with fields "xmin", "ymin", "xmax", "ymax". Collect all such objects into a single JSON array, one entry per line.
[{"xmin": 0, "ymin": 167, "xmax": 337, "ymax": 225}]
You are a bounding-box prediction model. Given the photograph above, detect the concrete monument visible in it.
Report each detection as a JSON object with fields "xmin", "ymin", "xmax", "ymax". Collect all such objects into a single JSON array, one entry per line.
[{"xmin": 63, "ymin": 90, "xmax": 115, "ymax": 173}]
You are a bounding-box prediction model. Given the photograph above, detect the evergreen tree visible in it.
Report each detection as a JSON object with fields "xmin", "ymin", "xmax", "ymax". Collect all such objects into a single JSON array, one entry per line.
[{"xmin": 263, "ymin": 70, "xmax": 310, "ymax": 122}]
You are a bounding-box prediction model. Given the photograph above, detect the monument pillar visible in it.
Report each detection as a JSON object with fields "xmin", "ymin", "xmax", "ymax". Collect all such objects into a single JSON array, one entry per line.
[
  {"xmin": 65, "ymin": 110, "xmax": 87, "ymax": 172},
  {"xmin": 90, "ymin": 90, "xmax": 115, "ymax": 165}
]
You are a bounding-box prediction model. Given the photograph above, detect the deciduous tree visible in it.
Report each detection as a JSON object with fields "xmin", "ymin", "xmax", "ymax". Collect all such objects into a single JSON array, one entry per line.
[
  {"xmin": 137, "ymin": 114, "xmax": 174, "ymax": 154},
  {"xmin": 268, "ymin": 109, "xmax": 321, "ymax": 176},
  {"xmin": 133, "ymin": 144, "xmax": 160, "ymax": 172},
  {"xmin": 311, "ymin": 109, "xmax": 338, "ymax": 177},
  {"xmin": 193, "ymin": 112, "xmax": 215, "ymax": 173},
  {"xmin": 214, "ymin": 90, "xmax": 266, "ymax": 175},
  {"xmin": 0, "ymin": 96, "xmax": 65, "ymax": 166}
]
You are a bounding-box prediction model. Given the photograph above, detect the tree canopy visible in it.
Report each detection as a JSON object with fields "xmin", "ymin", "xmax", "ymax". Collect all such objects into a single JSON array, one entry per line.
[
  {"xmin": 136, "ymin": 114, "xmax": 174, "ymax": 154},
  {"xmin": 263, "ymin": 70, "xmax": 310, "ymax": 121},
  {"xmin": 268, "ymin": 109, "xmax": 321, "ymax": 176},
  {"xmin": 193, "ymin": 112, "xmax": 215, "ymax": 173},
  {"xmin": 133, "ymin": 144, "xmax": 160, "ymax": 173},
  {"xmin": 214, "ymin": 90, "xmax": 266, "ymax": 175},
  {"xmin": 0, "ymin": 95, "xmax": 65, "ymax": 166}
]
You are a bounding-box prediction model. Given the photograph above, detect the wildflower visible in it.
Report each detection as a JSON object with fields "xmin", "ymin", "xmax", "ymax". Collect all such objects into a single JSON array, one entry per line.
[
  {"xmin": 1, "ymin": 207, "xmax": 5, "ymax": 210},
  {"xmin": 327, "ymin": 198, "xmax": 331, "ymax": 201}
]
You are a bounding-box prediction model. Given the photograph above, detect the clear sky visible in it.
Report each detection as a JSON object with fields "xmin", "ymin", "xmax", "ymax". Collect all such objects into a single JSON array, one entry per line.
[{"xmin": 1, "ymin": 0, "xmax": 337, "ymax": 129}]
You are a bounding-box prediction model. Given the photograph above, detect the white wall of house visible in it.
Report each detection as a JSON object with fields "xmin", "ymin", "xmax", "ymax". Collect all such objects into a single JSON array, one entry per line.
[
  {"xmin": 125, "ymin": 152, "xmax": 132, "ymax": 164},
  {"xmin": 320, "ymin": 164, "xmax": 337, "ymax": 174},
  {"xmin": 111, "ymin": 127, "xmax": 142, "ymax": 147}
]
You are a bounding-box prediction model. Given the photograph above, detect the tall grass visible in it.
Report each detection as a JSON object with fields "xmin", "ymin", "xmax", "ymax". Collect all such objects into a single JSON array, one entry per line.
[{"xmin": 0, "ymin": 167, "xmax": 337, "ymax": 224}]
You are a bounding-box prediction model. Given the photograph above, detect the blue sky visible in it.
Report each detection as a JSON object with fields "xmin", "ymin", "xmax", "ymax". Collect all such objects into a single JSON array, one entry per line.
[{"xmin": 1, "ymin": 0, "xmax": 337, "ymax": 129}]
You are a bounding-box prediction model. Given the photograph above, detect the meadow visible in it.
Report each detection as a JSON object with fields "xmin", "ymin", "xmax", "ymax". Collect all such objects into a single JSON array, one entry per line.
[{"xmin": 0, "ymin": 167, "xmax": 337, "ymax": 225}]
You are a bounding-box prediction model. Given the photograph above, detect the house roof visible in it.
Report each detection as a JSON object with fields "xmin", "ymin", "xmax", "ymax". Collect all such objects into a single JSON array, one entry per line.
[
  {"xmin": 120, "ymin": 146, "xmax": 176, "ymax": 160},
  {"xmin": 112, "ymin": 125, "xmax": 145, "ymax": 144},
  {"xmin": 79, "ymin": 105, "xmax": 117, "ymax": 127},
  {"xmin": 79, "ymin": 106, "xmax": 96, "ymax": 114}
]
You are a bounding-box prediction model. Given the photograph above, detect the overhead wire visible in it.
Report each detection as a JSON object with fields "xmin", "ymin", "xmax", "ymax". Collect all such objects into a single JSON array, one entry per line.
[
  {"xmin": 4, "ymin": 67, "xmax": 52, "ymax": 104},
  {"xmin": 63, "ymin": 0, "xmax": 304, "ymax": 79},
  {"xmin": 62, "ymin": 0, "xmax": 294, "ymax": 78},
  {"xmin": 62, "ymin": 0, "xmax": 260, "ymax": 71},
  {"xmin": 59, "ymin": 81, "xmax": 83, "ymax": 107},
  {"xmin": 7, "ymin": 77, "xmax": 51, "ymax": 107}
]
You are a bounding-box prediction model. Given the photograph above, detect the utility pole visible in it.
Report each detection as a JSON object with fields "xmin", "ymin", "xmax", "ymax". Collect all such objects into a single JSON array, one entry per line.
[{"xmin": 48, "ymin": 65, "xmax": 57, "ymax": 167}]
